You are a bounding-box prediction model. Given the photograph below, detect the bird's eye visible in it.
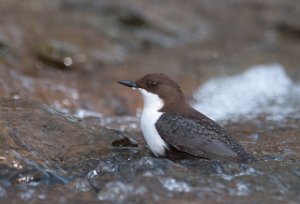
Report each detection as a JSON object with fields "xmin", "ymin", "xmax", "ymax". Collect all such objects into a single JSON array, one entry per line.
[{"xmin": 148, "ymin": 81, "xmax": 158, "ymax": 88}]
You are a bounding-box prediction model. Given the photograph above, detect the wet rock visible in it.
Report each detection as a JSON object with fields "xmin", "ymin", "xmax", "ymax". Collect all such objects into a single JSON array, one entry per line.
[
  {"xmin": 0, "ymin": 98, "xmax": 137, "ymax": 184},
  {"xmin": 265, "ymin": 0, "xmax": 300, "ymax": 40},
  {"xmin": 35, "ymin": 40, "xmax": 84, "ymax": 69},
  {"xmin": 111, "ymin": 134, "xmax": 138, "ymax": 147},
  {"xmin": 1, "ymin": 183, "xmax": 100, "ymax": 204},
  {"xmin": 1, "ymin": 109, "xmax": 300, "ymax": 203},
  {"xmin": 103, "ymin": 5, "xmax": 149, "ymax": 29},
  {"xmin": 0, "ymin": 68, "xmax": 81, "ymax": 112},
  {"xmin": 60, "ymin": 2, "xmax": 177, "ymax": 49},
  {"xmin": 81, "ymin": 115, "xmax": 140, "ymax": 133},
  {"xmin": 100, "ymin": 4, "xmax": 178, "ymax": 49},
  {"xmin": 0, "ymin": 34, "xmax": 15, "ymax": 65},
  {"xmin": 277, "ymin": 22, "xmax": 300, "ymax": 39},
  {"xmin": 88, "ymin": 157, "xmax": 181, "ymax": 191}
]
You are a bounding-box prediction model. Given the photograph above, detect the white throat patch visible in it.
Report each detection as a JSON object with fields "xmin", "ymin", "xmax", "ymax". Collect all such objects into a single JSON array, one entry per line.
[{"xmin": 138, "ymin": 88, "xmax": 168, "ymax": 156}]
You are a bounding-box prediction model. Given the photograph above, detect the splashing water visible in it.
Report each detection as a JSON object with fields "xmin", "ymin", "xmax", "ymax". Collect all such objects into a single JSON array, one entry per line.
[
  {"xmin": 160, "ymin": 178, "xmax": 192, "ymax": 192},
  {"xmin": 193, "ymin": 64, "xmax": 300, "ymax": 121}
]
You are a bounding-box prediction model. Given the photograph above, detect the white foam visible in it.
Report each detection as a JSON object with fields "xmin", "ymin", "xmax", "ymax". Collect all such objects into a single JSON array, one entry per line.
[
  {"xmin": 160, "ymin": 178, "xmax": 192, "ymax": 192},
  {"xmin": 193, "ymin": 64, "xmax": 300, "ymax": 121},
  {"xmin": 75, "ymin": 109, "xmax": 103, "ymax": 118}
]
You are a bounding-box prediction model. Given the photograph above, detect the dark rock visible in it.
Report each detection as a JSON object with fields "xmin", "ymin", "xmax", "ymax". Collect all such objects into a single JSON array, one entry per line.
[
  {"xmin": 0, "ymin": 34, "xmax": 15, "ymax": 65},
  {"xmin": 111, "ymin": 132, "xmax": 138, "ymax": 147},
  {"xmin": 35, "ymin": 41, "xmax": 81, "ymax": 69},
  {"xmin": 103, "ymin": 5, "xmax": 149, "ymax": 29},
  {"xmin": 277, "ymin": 22, "xmax": 300, "ymax": 39},
  {"xmin": 267, "ymin": 0, "xmax": 300, "ymax": 40}
]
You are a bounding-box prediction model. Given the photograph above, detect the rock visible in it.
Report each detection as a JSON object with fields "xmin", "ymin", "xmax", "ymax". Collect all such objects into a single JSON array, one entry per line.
[
  {"xmin": 99, "ymin": 4, "xmax": 178, "ymax": 49},
  {"xmin": 1, "ymin": 104, "xmax": 300, "ymax": 203},
  {"xmin": 111, "ymin": 135, "xmax": 138, "ymax": 147},
  {"xmin": 0, "ymin": 182, "xmax": 99, "ymax": 204},
  {"xmin": 263, "ymin": 0, "xmax": 300, "ymax": 39},
  {"xmin": 102, "ymin": 5, "xmax": 149, "ymax": 29},
  {"xmin": 0, "ymin": 98, "xmax": 138, "ymax": 183},
  {"xmin": 35, "ymin": 40, "xmax": 83, "ymax": 69},
  {"xmin": 0, "ymin": 34, "xmax": 15, "ymax": 65}
]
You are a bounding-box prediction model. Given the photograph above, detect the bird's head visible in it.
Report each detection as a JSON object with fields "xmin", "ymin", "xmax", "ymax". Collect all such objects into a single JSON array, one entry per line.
[{"xmin": 118, "ymin": 73, "xmax": 186, "ymax": 112}]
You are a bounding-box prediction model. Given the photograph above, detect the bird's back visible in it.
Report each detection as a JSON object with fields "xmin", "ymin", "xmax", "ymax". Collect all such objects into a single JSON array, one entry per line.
[{"xmin": 156, "ymin": 107, "xmax": 255, "ymax": 163}]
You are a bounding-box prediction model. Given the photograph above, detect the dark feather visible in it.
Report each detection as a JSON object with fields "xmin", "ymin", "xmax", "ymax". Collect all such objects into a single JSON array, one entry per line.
[{"xmin": 155, "ymin": 112, "xmax": 255, "ymax": 163}]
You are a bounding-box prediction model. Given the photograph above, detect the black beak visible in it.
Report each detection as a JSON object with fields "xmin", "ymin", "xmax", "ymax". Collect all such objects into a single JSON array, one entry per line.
[{"xmin": 118, "ymin": 80, "xmax": 137, "ymax": 88}]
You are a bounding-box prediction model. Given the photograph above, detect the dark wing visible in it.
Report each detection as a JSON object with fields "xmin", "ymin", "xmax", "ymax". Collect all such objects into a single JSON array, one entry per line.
[{"xmin": 155, "ymin": 112, "xmax": 239, "ymax": 162}]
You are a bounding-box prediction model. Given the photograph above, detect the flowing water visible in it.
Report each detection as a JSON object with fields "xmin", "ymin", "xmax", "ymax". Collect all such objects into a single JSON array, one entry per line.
[{"xmin": 193, "ymin": 64, "xmax": 300, "ymax": 122}]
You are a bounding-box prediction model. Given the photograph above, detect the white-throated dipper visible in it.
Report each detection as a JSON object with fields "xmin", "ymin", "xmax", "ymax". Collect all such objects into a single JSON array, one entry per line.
[{"xmin": 118, "ymin": 73, "xmax": 255, "ymax": 162}]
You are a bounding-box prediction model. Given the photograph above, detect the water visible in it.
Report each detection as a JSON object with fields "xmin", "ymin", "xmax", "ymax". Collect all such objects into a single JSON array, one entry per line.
[
  {"xmin": 160, "ymin": 178, "xmax": 192, "ymax": 192},
  {"xmin": 193, "ymin": 64, "xmax": 300, "ymax": 121}
]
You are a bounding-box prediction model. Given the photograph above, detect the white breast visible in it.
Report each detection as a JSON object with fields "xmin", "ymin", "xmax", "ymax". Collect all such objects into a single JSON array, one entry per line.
[{"xmin": 139, "ymin": 88, "xmax": 168, "ymax": 157}]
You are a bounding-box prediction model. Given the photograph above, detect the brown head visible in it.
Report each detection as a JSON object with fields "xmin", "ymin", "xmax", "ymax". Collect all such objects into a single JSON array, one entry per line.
[{"xmin": 118, "ymin": 73, "xmax": 189, "ymax": 112}]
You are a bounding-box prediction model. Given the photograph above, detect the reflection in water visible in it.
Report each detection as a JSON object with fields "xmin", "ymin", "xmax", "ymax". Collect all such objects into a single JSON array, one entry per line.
[{"xmin": 193, "ymin": 64, "xmax": 300, "ymax": 121}]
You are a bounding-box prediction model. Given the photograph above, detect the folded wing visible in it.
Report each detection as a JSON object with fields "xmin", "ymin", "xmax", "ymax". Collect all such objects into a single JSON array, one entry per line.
[{"xmin": 155, "ymin": 112, "xmax": 239, "ymax": 162}]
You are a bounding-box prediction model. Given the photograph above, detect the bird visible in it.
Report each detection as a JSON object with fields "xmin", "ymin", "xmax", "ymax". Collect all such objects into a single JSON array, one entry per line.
[{"xmin": 118, "ymin": 73, "xmax": 255, "ymax": 163}]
